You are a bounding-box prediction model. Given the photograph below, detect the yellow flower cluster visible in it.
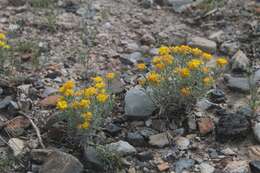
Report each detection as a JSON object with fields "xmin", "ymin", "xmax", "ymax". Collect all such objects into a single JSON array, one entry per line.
[
  {"xmin": 56, "ymin": 73, "xmax": 115, "ymax": 130},
  {"xmin": 0, "ymin": 33, "xmax": 10, "ymax": 49}
]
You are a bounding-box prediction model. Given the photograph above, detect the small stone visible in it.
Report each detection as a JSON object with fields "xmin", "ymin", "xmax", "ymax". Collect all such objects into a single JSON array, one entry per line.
[
  {"xmin": 208, "ymin": 88, "xmax": 226, "ymax": 104},
  {"xmin": 140, "ymin": 33, "xmax": 156, "ymax": 45},
  {"xmin": 0, "ymin": 96, "xmax": 12, "ymax": 109},
  {"xmin": 253, "ymin": 123, "xmax": 260, "ymax": 143},
  {"xmin": 8, "ymin": 138, "xmax": 25, "ymax": 156},
  {"xmin": 223, "ymin": 161, "xmax": 249, "ymax": 173},
  {"xmin": 17, "ymin": 84, "xmax": 31, "ymax": 95},
  {"xmin": 249, "ymin": 160, "xmax": 260, "ymax": 173},
  {"xmin": 104, "ymin": 123, "xmax": 122, "ymax": 136},
  {"xmin": 84, "ymin": 146, "xmax": 104, "ymax": 171},
  {"xmin": 221, "ymin": 148, "xmax": 236, "ymax": 156},
  {"xmin": 42, "ymin": 87, "xmax": 58, "ymax": 98},
  {"xmin": 197, "ymin": 117, "xmax": 214, "ymax": 135},
  {"xmin": 141, "ymin": 0, "xmax": 154, "ymax": 8},
  {"xmin": 231, "ymin": 50, "xmax": 249, "ymax": 73},
  {"xmin": 57, "ymin": 13, "xmax": 80, "ymax": 29},
  {"xmin": 137, "ymin": 151, "xmax": 153, "ymax": 161},
  {"xmin": 209, "ymin": 30, "xmax": 225, "ymax": 42},
  {"xmin": 175, "ymin": 137, "xmax": 190, "ymax": 150},
  {"xmin": 8, "ymin": 0, "xmax": 26, "ymax": 6},
  {"xmin": 126, "ymin": 132, "xmax": 146, "ymax": 146},
  {"xmin": 140, "ymin": 128, "xmax": 158, "ymax": 139},
  {"xmin": 4, "ymin": 116, "xmax": 30, "ymax": 137},
  {"xmin": 187, "ymin": 36, "xmax": 217, "ymax": 53},
  {"xmin": 125, "ymin": 87, "xmax": 156, "ymax": 120},
  {"xmin": 149, "ymin": 132, "xmax": 169, "ymax": 148},
  {"xmin": 175, "ymin": 159, "xmax": 194, "ymax": 173},
  {"xmin": 31, "ymin": 149, "xmax": 83, "ymax": 173},
  {"xmin": 0, "ymin": 87, "xmax": 3, "ymax": 95},
  {"xmin": 106, "ymin": 140, "xmax": 137, "ymax": 156},
  {"xmin": 128, "ymin": 52, "xmax": 143, "ymax": 64},
  {"xmin": 157, "ymin": 162, "xmax": 170, "ymax": 172},
  {"xmin": 187, "ymin": 116, "xmax": 197, "ymax": 131},
  {"xmin": 248, "ymin": 146, "xmax": 260, "ymax": 160},
  {"xmin": 39, "ymin": 95, "xmax": 60, "ymax": 107},
  {"xmin": 200, "ymin": 162, "xmax": 215, "ymax": 173}
]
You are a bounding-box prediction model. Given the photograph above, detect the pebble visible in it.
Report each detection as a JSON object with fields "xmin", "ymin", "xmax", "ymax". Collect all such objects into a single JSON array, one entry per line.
[
  {"xmin": 175, "ymin": 137, "xmax": 190, "ymax": 150},
  {"xmin": 106, "ymin": 140, "xmax": 137, "ymax": 156},
  {"xmin": 8, "ymin": 138, "xmax": 25, "ymax": 156},
  {"xmin": 231, "ymin": 50, "xmax": 249, "ymax": 73},
  {"xmin": 149, "ymin": 132, "xmax": 170, "ymax": 148},
  {"xmin": 175, "ymin": 159, "xmax": 194, "ymax": 173},
  {"xmin": 199, "ymin": 162, "xmax": 215, "ymax": 173},
  {"xmin": 187, "ymin": 36, "xmax": 217, "ymax": 53}
]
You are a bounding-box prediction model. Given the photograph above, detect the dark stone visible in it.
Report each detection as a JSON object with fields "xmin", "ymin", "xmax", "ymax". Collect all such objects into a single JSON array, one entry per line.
[
  {"xmin": 63, "ymin": 2, "xmax": 80, "ymax": 13},
  {"xmin": 249, "ymin": 160, "xmax": 260, "ymax": 173},
  {"xmin": 84, "ymin": 146, "xmax": 104, "ymax": 171},
  {"xmin": 0, "ymin": 96, "xmax": 12, "ymax": 109},
  {"xmin": 104, "ymin": 123, "xmax": 122, "ymax": 136},
  {"xmin": 208, "ymin": 88, "xmax": 226, "ymax": 103},
  {"xmin": 126, "ymin": 132, "xmax": 146, "ymax": 146},
  {"xmin": 137, "ymin": 151, "xmax": 153, "ymax": 161},
  {"xmin": 216, "ymin": 111, "xmax": 250, "ymax": 143},
  {"xmin": 139, "ymin": 128, "xmax": 158, "ymax": 139},
  {"xmin": 208, "ymin": 148, "xmax": 219, "ymax": 159},
  {"xmin": 45, "ymin": 71, "xmax": 62, "ymax": 79}
]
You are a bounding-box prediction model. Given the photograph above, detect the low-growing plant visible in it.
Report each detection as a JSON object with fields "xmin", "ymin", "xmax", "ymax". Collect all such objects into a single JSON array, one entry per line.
[
  {"xmin": 0, "ymin": 33, "xmax": 11, "ymax": 74},
  {"xmin": 136, "ymin": 45, "xmax": 228, "ymax": 122},
  {"xmin": 30, "ymin": 0, "xmax": 54, "ymax": 8},
  {"xmin": 56, "ymin": 73, "xmax": 116, "ymax": 143}
]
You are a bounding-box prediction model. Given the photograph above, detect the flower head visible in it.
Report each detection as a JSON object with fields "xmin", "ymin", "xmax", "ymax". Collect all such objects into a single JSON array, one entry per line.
[
  {"xmin": 136, "ymin": 63, "xmax": 147, "ymax": 71},
  {"xmin": 95, "ymin": 82, "xmax": 106, "ymax": 89},
  {"xmin": 187, "ymin": 59, "xmax": 203, "ymax": 70},
  {"xmin": 161, "ymin": 55, "xmax": 173, "ymax": 65},
  {"xmin": 57, "ymin": 100, "xmax": 68, "ymax": 110},
  {"xmin": 0, "ymin": 33, "xmax": 6, "ymax": 40},
  {"xmin": 64, "ymin": 89, "xmax": 74, "ymax": 96},
  {"xmin": 203, "ymin": 77, "xmax": 213, "ymax": 86},
  {"xmin": 202, "ymin": 53, "xmax": 213, "ymax": 61},
  {"xmin": 179, "ymin": 68, "xmax": 190, "ymax": 78},
  {"xmin": 216, "ymin": 58, "xmax": 228, "ymax": 67},
  {"xmin": 79, "ymin": 99, "xmax": 91, "ymax": 108},
  {"xmin": 82, "ymin": 112, "xmax": 93, "ymax": 121},
  {"xmin": 106, "ymin": 72, "xmax": 115, "ymax": 80},
  {"xmin": 84, "ymin": 87, "xmax": 97, "ymax": 97},
  {"xmin": 147, "ymin": 71, "xmax": 161, "ymax": 85},
  {"xmin": 152, "ymin": 56, "xmax": 161, "ymax": 65},
  {"xmin": 158, "ymin": 46, "xmax": 170, "ymax": 55},
  {"xmin": 96, "ymin": 93, "xmax": 109, "ymax": 103},
  {"xmin": 155, "ymin": 63, "xmax": 165, "ymax": 70},
  {"xmin": 92, "ymin": 76, "xmax": 103, "ymax": 83},
  {"xmin": 180, "ymin": 87, "xmax": 191, "ymax": 96}
]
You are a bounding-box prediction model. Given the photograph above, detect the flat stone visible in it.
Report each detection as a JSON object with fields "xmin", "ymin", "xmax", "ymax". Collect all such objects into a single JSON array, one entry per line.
[
  {"xmin": 0, "ymin": 96, "xmax": 12, "ymax": 109},
  {"xmin": 200, "ymin": 162, "xmax": 215, "ymax": 173},
  {"xmin": 175, "ymin": 159, "xmax": 194, "ymax": 173},
  {"xmin": 106, "ymin": 140, "xmax": 137, "ymax": 156},
  {"xmin": 42, "ymin": 87, "xmax": 58, "ymax": 97},
  {"xmin": 137, "ymin": 151, "xmax": 153, "ymax": 161},
  {"xmin": 149, "ymin": 132, "xmax": 169, "ymax": 148},
  {"xmin": 175, "ymin": 137, "xmax": 190, "ymax": 150},
  {"xmin": 188, "ymin": 36, "xmax": 217, "ymax": 53},
  {"xmin": 39, "ymin": 95, "xmax": 60, "ymax": 107},
  {"xmin": 84, "ymin": 146, "xmax": 104, "ymax": 171},
  {"xmin": 31, "ymin": 149, "xmax": 83, "ymax": 173},
  {"xmin": 125, "ymin": 87, "xmax": 156, "ymax": 120},
  {"xmin": 223, "ymin": 161, "xmax": 249, "ymax": 173},
  {"xmin": 8, "ymin": 138, "xmax": 25, "ymax": 156},
  {"xmin": 104, "ymin": 123, "xmax": 122, "ymax": 136},
  {"xmin": 157, "ymin": 162, "xmax": 170, "ymax": 172},
  {"xmin": 224, "ymin": 74, "xmax": 250, "ymax": 93},
  {"xmin": 231, "ymin": 50, "xmax": 250, "ymax": 73}
]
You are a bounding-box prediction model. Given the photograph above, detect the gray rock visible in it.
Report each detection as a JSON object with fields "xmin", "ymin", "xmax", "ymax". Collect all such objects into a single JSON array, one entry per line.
[
  {"xmin": 106, "ymin": 140, "xmax": 137, "ymax": 156},
  {"xmin": 108, "ymin": 79, "xmax": 125, "ymax": 94},
  {"xmin": 84, "ymin": 146, "xmax": 104, "ymax": 171},
  {"xmin": 231, "ymin": 50, "xmax": 249, "ymax": 73},
  {"xmin": 220, "ymin": 41, "xmax": 240, "ymax": 56},
  {"xmin": 200, "ymin": 162, "xmax": 215, "ymax": 173},
  {"xmin": 8, "ymin": 138, "xmax": 25, "ymax": 156},
  {"xmin": 126, "ymin": 132, "xmax": 146, "ymax": 146},
  {"xmin": 224, "ymin": 74, "xmax": 250, "ymax": 93},
  {"xmin": 175, "ymin": 137, "xmax": 190, "ymax": 150},
  {"xmin": 139, "ymin": 128, "xmax": 158, "ymax": 138},
  {"xmin": 17, "ymin": 84, "xmax": 31, "ymax": 95},
  {"xmin": 140, "ymin": 33, "xmax": 156, "ymax": 45},
  {"xmin": 125, "ymin": 87, "xmax": 156, "ymax": 120},
  {"xmin": 149, "ymin": 48, "xmax": 159, "ymax": 56},
  {"xmin": 125, "ymin": 42, "xmax": 140, "ymax": 53},
  {"xmin": 249, "ymin": 160, "xmax": 260, "ymax": 173},
  {"xmin": 209, "ymin": 30, "xmax": 225, "ymax": 42},
  {"xmin": 0, "ymin": 87, "xmax": 3, "ymax": 95},
  {"xmin": 175, "ymin": 159, "xmax": 194, "ymax": 173},
  {"xmin": 42, "ymin": 87, "xmax": 58, "ymax": 97},
  {"xmin": 223, "ymin": 161, "xmax": 249, "ymax": 173},
  {"xmin": 104, "ymin": 123, "xmax": 122, "ymax": 136},
  {"xmin": 8, "ymin": 0, "xmax": 26, "ymax": 6},
  {"xmin": 121, "ymin": 52, "xmax": 142, "ymax": 65},
  {"xmin": 0, "ymin": 96, "xmax": 12, "ymax": 109},
  {"xmin": 141, "ymin": 0, "xmax": 154, "ymax": 8},
  {"xmin": 149, "ymin": 132, "xmax": 169, "ymax": 148},
  {"xmin": 166, "ymin": 0, "xmax": 197, "ymax": 12},
  {"xmin": 253, "ymin": 123, "xmax": 260, "ymax": 143},
  {"xmin": 187, "ymin": 36, "xmax": 217, "ymax": 53},
  {"xmin": 31, "ymin": 149, "xmax": 83, "ymax": 173}
]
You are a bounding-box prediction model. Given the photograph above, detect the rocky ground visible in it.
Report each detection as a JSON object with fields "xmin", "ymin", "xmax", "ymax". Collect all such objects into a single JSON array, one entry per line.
[{"xmin": 0, "ymin": 0, "xmax": 260, "ymax": 173}]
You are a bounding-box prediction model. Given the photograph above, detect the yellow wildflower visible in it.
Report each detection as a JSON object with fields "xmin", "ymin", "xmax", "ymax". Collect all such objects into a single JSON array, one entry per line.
[
  {"xmin": 96, "ymin": 93, "xmax": 109, "ymax": 103},
  {"xmin": 80, "ymin": 121, "xmax": 90, "ymax": 129},
  {"xmin": 0, "ymin": 41, "xmax": 5, "ymax": 47},
  {"xmin": 136, "ymin": 63, "xmax": 147, "ymax": 71},
  {"xmin": 187, "ymin": 59, "xmax": 202, "ymax": 70},
  {"xmin": 147, "ymin": 71, "xmax": 161, "ymax": 85},
  {"xmin": 84, "ymin": 87, "xmax": 97, "ymax": 97},
  {"xmin": 179, "ymin": 68, "xmax": 190, "ymax": 78},
  {"xmin": 74, "ymin": 90, "xmax": 83, "ymax": 96},
  {"xmin": 95, "ymin": 82, "xmax": 106, "ymax": 89},
  {"xmin": 138, "ymin": 78, "xmax": 146, "ymax": 86},
  {"xmin": 56, "ymin": 100, "xmax": 68, "ymax": 110},
  {"xmin": 62, "ymin": 80, "xmax": 75, "ymax": 90},
  {"xmin": 191, "ymin": 48, "xmax": 203, "ymax": 56},
  {"xmin": 179, "ymin": 45, "xmax": 192, "ymax": 54},
  {"xmin": 201, "ymin": 67, "xmax": 209, "ymax": 73},
  {"xmin": 155, "ymin": 63, "xmax": 165, "ymax": 70},
  {"xmin": 161, "ymin": 55, "xmax": 173, "ymax": 65},
  {"xmin": 71, "ymin": 101, "xmax": 80, "ymax": 109},
  {"xmin": 152, "ymin": 56, "xmax": 161, "ymax": 65},
  {"xmin": 202, "ymin": 53, "xmax": 213, "ymax": 61},
  {"xmin": 203, "ymin": 77, "xmax": 213, "ymax": 86},
  {"xmin": 82, "ymin": 112, "xmax": 93, "ymax": 121},
  {"xmin": 0, "ymin": 33, "xmax": 6, "ymax": 40},
  {"xmin": 92, "ymin": 76, "xmax": 103, "ymax": 83},
  {"xmin": 216, "ymin": 58, "xmax": 228, "ymax": 67},
  {"xmin": 180, "ymin": 87, "xmax": 191, "ymax": 96},
  {"xmin": 158, "ymin": 46, "xmax": 170, "ymax": 55},
  {"xmin": 79, "ymin": 99, "xmax": 91, "ymax": 108},
  {"xmin": 106, "ymin": 72, "xmax": 115, "ymax": 80},
  {"xmin": 64, "ymin": 89, "xmax": 74, "ymax": 96}
]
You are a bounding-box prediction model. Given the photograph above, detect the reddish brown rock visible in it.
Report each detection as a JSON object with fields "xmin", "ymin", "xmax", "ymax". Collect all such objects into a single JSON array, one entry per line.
[
  {"xmin": 4, "ymin": 116, "xmax": 30, "ymax": 136},
  {"xmin": 157, "ymin": 162, "xmax": 170, "ymax": 172},
  {"xmin": 39, "ymin": 95, "xmax": 60, "ymax": 107},
  {"xmin": 197, "ymin": 117, "xmax": 214, "ymax": 135}
]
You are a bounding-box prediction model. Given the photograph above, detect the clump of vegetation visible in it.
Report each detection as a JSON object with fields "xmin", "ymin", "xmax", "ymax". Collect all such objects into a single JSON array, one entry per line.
[
  {"xmin": 199, "ymin": 0, "xmax": 225, "ymax": 11},
  {"xmin": 0, "ymin": 33, "xmax": 11, "ymax": 74},
  {"xmin": 30, "ymin": 0, "xmax": 55, "ymax": 8},
  {"xmin": 56, "ymin": 73, "xmax": 116, "ymax": 140},
  {"xmin": 136, "ymin": 45, "xmax": 228, "ymax": 121}
]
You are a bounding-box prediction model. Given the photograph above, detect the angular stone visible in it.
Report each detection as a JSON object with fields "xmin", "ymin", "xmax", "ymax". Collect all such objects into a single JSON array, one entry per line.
[
  {"xmin": 231, "ymin": 50, "xmax": 250, "ymax": 73},
  {"xmin": 175, "ymin": 137, "xmax": 190, "ymax": 150},
  {"xmin": 197, "ymin": 117, "xmax": 214, "ymax": 135},
  {"xmin": 200, "ymin": 162, "xmax": 215, "ymax": 173},
  {"xmin": 175, "ymin": 159, "xmax": 194, "ymax": 173},
  {"xmin": 8, "ymin": 138, "xmax": 25, "ymax": 156},
  {"xmin": 104, "ymin": 123, "xmax": 122, "ymax": 136},
  {"xmin": 188, "ymin": 36, "xmax": 217, "ymax": 53},
  {"xmin": 39, "ymin": 95, "xmax": 60, "ymax": 107},
  {"xmin": 31, "ymin": 149, "xmax": 83, "ymax": 173},
  {"xmin": 126, "ymin": 132, "xmax": 146, "ymax": 147},
  {"xmin": 149, "ymin": 132, "xmax": 169, "ymax": 148},
  {"xmin": 223, "ymin": 161, "xmax": 249, "ymax": 173},
  {"xmin": 157, "ymin": 162, "xmax": 170, "ymax": 171},
  {"xmin": 106, "ymin": 140, "xmax": 136, "ymax": 156},
  {"xmin": 84, "ymin": 146, "xmax": 104, "ymax": 171},
  {"xmin": 0, "ymin": 96, "xmax": 12, "ymax": 109},
  {"xmin": 224, "ymin": 74, "xmax": 250, "ymax": 93},
  {"xmin": 220, "ymin": 41, "xmax": 240, "ymax": 56},
  {"xmin": 125, "ymin": 87, "xmax": 156, "ymax": 120},
  {"xmin": 249, "ymin": 160, "xmax": 260, "ymax": 173}
]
